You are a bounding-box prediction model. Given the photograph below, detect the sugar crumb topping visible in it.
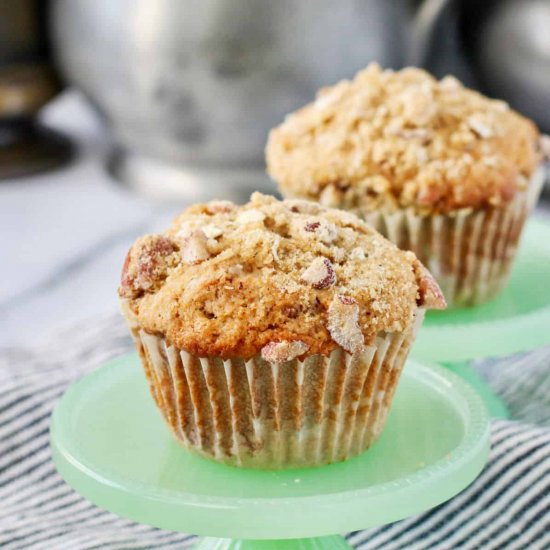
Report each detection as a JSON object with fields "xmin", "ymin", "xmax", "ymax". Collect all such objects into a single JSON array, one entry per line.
[
  {"xmin": 119, "ymin": 193, "xmax": 444, "ymax": 358},
  {"xmin": 266, "ymin": 64, "xmax": 541, "ymax": 215}
]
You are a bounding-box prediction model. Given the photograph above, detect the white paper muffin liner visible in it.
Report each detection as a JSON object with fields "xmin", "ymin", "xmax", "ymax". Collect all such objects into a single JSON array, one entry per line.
[
  {"xmin": 363, "ymin": 167, "xmax": 545, "ymax": 307},
  {"xmin": 125, "ymin": 311, "xmax": 424, "ymax": 469}
]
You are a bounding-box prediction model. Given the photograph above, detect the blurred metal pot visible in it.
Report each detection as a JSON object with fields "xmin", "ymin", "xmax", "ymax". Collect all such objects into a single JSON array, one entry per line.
[
  {"xmin": 463, "ymin": 0, "xmax": 550, "ymax": 134},
  {"xmin": 50, "ymin": 0, "xmax": 449, "ymax": 201},
  {"xmin": 0, "ymin": 0, "xmax": 72, "ymax": 179}
]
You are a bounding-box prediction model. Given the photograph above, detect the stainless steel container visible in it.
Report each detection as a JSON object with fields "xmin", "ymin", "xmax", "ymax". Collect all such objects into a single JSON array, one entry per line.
[
  {"xmin": 465, "ymin": 0, "xmax": 550, "ymax": 134},
  {"xmin": 51, "ymin": 0, "xmax": 449, "ymax": 200}
]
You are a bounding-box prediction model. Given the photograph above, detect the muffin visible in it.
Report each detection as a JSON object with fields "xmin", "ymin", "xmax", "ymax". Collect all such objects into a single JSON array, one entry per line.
[
  {"xmin": 267, "ymin": 64, "xmax": 547, "ymax": 307},
  {"xmin": 118, "ymin": 192, "xmax": 445, "ymax": 469}
]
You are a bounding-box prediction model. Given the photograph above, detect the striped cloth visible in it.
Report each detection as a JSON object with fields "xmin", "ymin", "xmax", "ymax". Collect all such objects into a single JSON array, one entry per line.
[{"xmin": 0, "ymin": 314, "xmax": 549, "ymax": 549}]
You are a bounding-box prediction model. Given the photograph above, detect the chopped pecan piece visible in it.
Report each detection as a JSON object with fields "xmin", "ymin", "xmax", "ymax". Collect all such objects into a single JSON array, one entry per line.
[
  {"xmin": 411, "ymin": 258, "xmax": 446, "ymax": 309},
  {"xmin": 261, "ymin": 340, "xmax": 309, "ymax": 363},
  {"xmin": 304, "ymin": 221, "xmax": 321, "ymax": 232},
  {"xmin": 300, "ymin": 257, "xmax": 336, "ymax": 289},
  {"xmin": 304, "ymin": 220, "xmax": 338, "ymax": 244},
  {"xmin": 119, "ymin": 235, "xmax": 176, "ymax": 298},
  {"xmin": 327, "ymin": 294, "xmax": 364, "ymax": 354},
  {"xmin": 181, "ymin": 230, "xmax": 211, "ymax": 265}
]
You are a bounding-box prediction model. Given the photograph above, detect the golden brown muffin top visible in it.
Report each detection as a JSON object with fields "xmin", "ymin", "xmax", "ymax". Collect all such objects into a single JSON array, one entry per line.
[
  {"xmin": 119, "ymin": 193, "xmax": 444, "ymax": 360},
  {"xmin": 266, "ymin": 64, "xmax": 543, "ymax": 215}
]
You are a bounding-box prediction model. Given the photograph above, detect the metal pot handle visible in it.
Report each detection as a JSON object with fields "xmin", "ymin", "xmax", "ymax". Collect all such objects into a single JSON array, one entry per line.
[{"xmin": 410, "ymin": 0, "xmax": 453, "ymax": 66}]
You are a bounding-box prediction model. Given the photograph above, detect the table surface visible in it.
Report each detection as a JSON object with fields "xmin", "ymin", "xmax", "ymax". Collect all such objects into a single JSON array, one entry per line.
[
  {"xmin": 0, "ymin": 92, "xmax": 185, "ymax": 347},
  {"xmin": 1, "ymin": 91, "xmax": 549, "ymax": 348}
]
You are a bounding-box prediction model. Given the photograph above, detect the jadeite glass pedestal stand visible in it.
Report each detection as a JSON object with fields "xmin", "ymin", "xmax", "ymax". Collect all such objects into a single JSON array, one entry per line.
[
  {"xmin": 51, "ymin": 355, "xmax": 490, "ymax": 550},
  {"xmin": 412, "ymin": 217, "xmax": 550, "ymax": 419}
]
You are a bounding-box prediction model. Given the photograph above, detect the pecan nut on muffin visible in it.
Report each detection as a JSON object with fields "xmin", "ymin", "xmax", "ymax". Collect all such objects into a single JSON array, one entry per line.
[
  {"xmin": 119, "ymin": 193, "xmax": 445, "ymax": 469},
  {"xmin": 267, "ymin": 64, "xmax": 547, "ymax": 307}
]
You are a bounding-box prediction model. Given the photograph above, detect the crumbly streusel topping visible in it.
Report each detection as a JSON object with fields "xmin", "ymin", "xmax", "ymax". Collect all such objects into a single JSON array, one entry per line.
[
  {"xmin": 266, "ymin": 64, "xmax": 542, "ymax": 215},
  {"xmin": 119, "ymin": 193, "xmax": 445, "ymax": 359}
]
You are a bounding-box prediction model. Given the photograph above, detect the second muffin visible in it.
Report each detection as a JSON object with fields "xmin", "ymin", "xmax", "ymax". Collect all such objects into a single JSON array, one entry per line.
[
  {"xmin": 119, "ymin": 193, "xmax": 445, "ymax": 469},
  {"xmin": 267, "ymin": 64, "xmax": 546, "ymax": 307}
]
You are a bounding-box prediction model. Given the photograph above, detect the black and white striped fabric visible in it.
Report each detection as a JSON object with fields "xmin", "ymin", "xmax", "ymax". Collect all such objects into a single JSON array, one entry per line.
[{"xmin": 1, "ymin": 313, "xmax": 549, "ymax": 549}]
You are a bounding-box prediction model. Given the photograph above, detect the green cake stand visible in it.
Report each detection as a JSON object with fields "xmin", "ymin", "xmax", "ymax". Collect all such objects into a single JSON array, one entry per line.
[
  {"xmin": 50, "ymin": 355, "xmax": 490, "ymax": 550},
  {"xmin": 412, "ymin": 217, "xmax": 550, "ymax": 419}
]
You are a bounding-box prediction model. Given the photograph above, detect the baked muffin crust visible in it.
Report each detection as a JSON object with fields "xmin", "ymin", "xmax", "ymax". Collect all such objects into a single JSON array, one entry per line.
[
  {"xmin": 119, "ymin": 193, "xmax": 444, "ymax": 359},
  {"xmin": 266, "ymin": 64, "xmax": 542, "ymax": 215}
]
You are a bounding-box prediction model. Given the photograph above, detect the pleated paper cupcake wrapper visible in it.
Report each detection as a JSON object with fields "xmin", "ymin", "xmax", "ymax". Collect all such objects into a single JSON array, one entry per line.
[
  {"xmin": 128, "ymin": 312, "xmax": 424, "ymax": 469},
  {"xmin": 363, "ymin": 168, "xmax": 545, "ymax": 308}
]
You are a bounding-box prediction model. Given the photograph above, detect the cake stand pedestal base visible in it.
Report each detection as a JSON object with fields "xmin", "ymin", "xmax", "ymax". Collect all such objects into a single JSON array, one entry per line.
[
  {"xmin": 194, "ymin": 535, "xmax": 351, "ymax": 549},
  {"xmin": 50, "ymin": 356, "xmax": 489, "ymax": 546}
]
